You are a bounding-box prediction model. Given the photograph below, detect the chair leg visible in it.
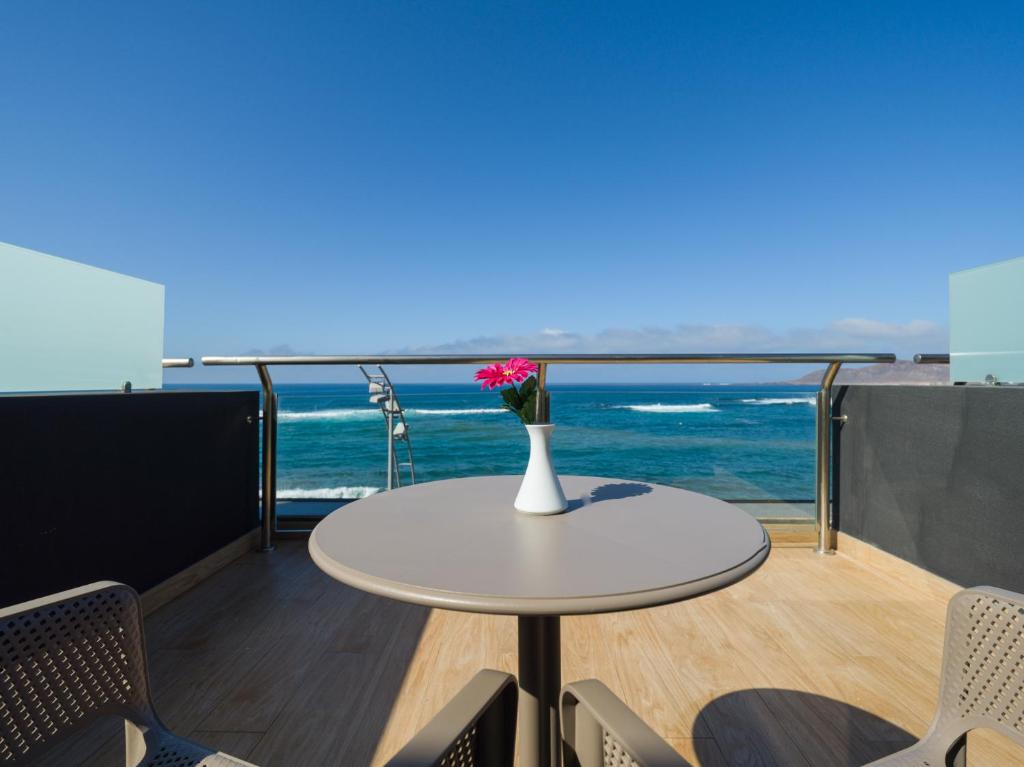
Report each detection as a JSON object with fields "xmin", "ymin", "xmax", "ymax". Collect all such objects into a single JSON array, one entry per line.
[
  {"xmin": 125, "ymin": 720, "xmax": 146, "ymax": 767},
  {"xmin": 946, "ymin": 733, "xmax": 967, "ymax": 767}
]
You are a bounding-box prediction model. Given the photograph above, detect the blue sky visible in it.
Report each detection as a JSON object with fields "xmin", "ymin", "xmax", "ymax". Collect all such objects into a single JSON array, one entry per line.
[{"xmin": 1, "ymin": 2, "xmax": 1021, "ymax": 382}]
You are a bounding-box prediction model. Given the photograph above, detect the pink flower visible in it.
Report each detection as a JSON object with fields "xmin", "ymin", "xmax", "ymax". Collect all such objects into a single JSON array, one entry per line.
[{"xmin": 474, "ymin": 357, "xmax": 538, "ymax": 390}]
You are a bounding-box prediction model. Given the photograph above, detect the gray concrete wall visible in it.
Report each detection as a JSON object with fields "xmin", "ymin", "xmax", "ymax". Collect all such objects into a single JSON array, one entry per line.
[{"xmin": 835, "ymin": 384, "xmax": 1024, "ymax": 592}]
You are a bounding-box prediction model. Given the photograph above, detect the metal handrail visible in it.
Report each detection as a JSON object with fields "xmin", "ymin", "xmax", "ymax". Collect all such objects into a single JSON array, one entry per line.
[
  {"xmin": 914, "ymin": 353, "xmax": 950, "ymax": 364},
  {"xmin": 162, "ymin": 358, "xmax": 195, "ymax": 368},
  {"xmin": 203, "ymin": 353, "xmax": 892, "ymax": 366},
  {"xmin": 201, "ymin": 352, "xmax": 896, "ymax": 553}
]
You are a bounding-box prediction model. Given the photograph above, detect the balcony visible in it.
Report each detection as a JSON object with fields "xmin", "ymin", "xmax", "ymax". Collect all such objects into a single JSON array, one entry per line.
[
  {"xmin": 6, "ymin": 355, "xmax": 1024, "ymax": 767},
  {"xmin": 30, "ymin": 535, "xmax": 1019, "ymax": 767}
]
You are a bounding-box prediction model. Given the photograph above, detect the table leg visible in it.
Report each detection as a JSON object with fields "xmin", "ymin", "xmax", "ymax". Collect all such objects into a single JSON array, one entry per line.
[{"xmin": 518, "ymin": 615, "xmax": 562, "ymax": 767}]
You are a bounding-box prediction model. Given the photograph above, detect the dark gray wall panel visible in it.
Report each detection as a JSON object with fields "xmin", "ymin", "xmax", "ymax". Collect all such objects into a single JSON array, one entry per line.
[
  {"xmin": 1, "ymin": 390, "xmax": 259, "ymax": 605},
  {"xmin": 835, "ymin": 385, "xmax": 1024, "ymax": 592}
]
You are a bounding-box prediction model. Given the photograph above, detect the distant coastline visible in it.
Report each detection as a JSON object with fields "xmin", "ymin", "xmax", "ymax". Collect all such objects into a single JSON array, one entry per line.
[{"xmin": 784, "ymin": 360, "xmax": 948, "ymax": 386}]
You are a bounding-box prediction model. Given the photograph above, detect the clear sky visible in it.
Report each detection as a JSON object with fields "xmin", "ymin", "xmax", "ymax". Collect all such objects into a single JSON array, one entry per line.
[{"xmin": 1, "ymin": 2, "xmax": 1021, "ymax": 382}]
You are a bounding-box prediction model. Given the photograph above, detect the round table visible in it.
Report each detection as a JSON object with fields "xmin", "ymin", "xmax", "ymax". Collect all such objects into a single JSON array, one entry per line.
[{"xmin": 309, "ymin": 475, "xmax": 770, "ymax": 767}]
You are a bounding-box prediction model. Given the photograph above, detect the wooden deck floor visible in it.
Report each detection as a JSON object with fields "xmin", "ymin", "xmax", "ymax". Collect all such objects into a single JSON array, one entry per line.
[{"xmin": 39, "ymin": 537, "xmax": 1023, "ymax": 766}]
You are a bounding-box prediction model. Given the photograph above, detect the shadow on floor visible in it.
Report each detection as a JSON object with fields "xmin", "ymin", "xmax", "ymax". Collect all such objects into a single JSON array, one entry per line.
[
  {"xmin": 694, "ymin": 689, "xmax": 917, "ymax": 766},
  {"xmin": 34, "ymin": 541, "xmax": 432, "ymax": 766}
]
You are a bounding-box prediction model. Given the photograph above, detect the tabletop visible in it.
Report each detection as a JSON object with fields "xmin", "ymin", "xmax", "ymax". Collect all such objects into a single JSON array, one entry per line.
[{"xmin": 308, "ymin": 475, "xmax": 770, "ymax": 616}]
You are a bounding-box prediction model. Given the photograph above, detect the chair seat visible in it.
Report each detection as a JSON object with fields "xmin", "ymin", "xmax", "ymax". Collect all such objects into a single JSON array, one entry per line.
[
  {"xmin": 140, "ymin": 753, "xmax": 253, "ymax": 767},
  {"xmin": 138, "ymin": 730, "xmax": 257, "ymax": 767}
]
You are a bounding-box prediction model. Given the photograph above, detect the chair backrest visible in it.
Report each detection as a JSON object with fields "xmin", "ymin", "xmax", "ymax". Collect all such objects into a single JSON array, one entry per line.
[
  {"xmin": 934, "ymin": 586, "xmax": 1024, "ymax": 748},
  {"xmin": 387, "ymin": 669, "xmax": 518, "ymax": 767},
  {"xmin": 561, "ymin": 680, "xmax": 690, "ymax": 767},
  {"xmin": 0, "ymin": 581, "xmax": 156, "ymax": 763}
]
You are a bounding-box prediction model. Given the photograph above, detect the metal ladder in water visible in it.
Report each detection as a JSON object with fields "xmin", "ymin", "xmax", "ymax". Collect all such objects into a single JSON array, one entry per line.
[{"xmin": 358, "ymin": 365, "xmax": 416, "ymax": 490}]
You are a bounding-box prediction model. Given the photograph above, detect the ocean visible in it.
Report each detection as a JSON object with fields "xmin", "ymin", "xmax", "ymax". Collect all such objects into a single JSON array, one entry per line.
[{"xmin": 181, "ymin": 383, "xmax": 820, "ymax": 506}]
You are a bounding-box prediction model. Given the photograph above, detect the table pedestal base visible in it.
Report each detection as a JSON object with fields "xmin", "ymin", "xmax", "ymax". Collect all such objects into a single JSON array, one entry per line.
[{"xmin": 518, "ymin": 616, "xmax": 562, "ymax": 767}]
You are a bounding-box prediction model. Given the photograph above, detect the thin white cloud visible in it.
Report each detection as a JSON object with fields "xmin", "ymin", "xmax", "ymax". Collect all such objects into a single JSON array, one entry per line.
[
  {"xmin": 243, "ymin": 343, "xmax": 309, "ymax": 356},
  {"xmin": 397, "ymin": 318, "xmax": 946, "ymax": 358},
  {"xmin": 830, "ymin": 318, "xmax": 941, "ymax": 339}
]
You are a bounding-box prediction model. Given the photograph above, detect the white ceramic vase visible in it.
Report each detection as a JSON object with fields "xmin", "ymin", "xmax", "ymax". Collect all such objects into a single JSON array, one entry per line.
[{"xmin": 514, "ymin": 423, "xmax": 568, "ymax": 514}]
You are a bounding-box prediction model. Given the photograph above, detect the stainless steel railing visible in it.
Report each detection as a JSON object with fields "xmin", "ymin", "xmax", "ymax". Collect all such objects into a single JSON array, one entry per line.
[
  {"xmin": 201, "ymin": 352, "xmax": 896, "ymax": 553},
  {"xmin": 914, "ymin": 353, "xmax": 950, "ymax": 364},
  {"xmin": 162, "ymin": 358, "xmax": 195, "ymax": 368}
]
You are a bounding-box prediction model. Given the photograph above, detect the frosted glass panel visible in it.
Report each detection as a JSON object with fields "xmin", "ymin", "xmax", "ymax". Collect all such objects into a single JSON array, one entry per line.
[
  {"xmin": 949, "ymin": 256, "xmax": 1024, "ymax": 385},
  {"xmin": 0, "ymin": 242, "xmax": 165, "ymax": 392}
]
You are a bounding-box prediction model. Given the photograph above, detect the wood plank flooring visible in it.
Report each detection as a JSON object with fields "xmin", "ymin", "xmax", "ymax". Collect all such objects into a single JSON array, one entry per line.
[{"xmin": 36, "ymin": 539, "xmax": 1024, "ymax": 766}]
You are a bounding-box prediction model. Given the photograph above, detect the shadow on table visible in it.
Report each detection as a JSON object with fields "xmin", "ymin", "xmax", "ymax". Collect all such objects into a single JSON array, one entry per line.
[
  {"xmin": 589, "ymin": 482, "xmax": 653, "ymax": 503},
  {"xmin": 693, "ymin": 689, "xmax": 916, "ymax": 766}
]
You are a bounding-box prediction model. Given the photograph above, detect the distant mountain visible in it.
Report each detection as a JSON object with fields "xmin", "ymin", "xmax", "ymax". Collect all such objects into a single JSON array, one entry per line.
[{"xmin": 786, "ymin": 360, "xmax": 948, "ymax": 385}]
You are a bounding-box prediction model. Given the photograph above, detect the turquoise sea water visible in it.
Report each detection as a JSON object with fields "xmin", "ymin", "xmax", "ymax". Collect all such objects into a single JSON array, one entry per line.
[{"xmin": 185, "ymin": 383, "xmax": 819, "ymax": 503}]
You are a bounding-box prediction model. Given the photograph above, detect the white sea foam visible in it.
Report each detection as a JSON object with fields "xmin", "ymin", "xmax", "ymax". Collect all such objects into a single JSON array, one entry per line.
[
  {"xmin": 279, "ymin": 406, "xmax": 507, "ymax": 422},
  {"xmin": 278, "ymin": 486, "xmax": 380, "ymax": 499},
  {"xmin": 739, "ymin": 397, "xmax": 816, "ymax": 406},
  {"xmin": 406, "ymin": 408, "xmax": 507, "ymax": 415},
  {"xmin": 615, "ymin": 403, "xmax": 719, "ymax": 413},
  {"xmin": 278, "ymin": 408, "xmax": 379, "ymax": 422}
]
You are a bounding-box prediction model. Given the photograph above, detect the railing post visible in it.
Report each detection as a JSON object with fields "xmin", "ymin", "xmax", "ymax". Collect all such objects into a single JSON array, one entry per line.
[
  {"xmin": 386, "ymin": 401, "xmax": 395, "ymax": 490},
  {"xmin": 815, "ymin": 362, "xmax": 842, "ymax": 555},
  {"xmin": 256, "ymin": 364, "xmax": 277, "ymax": 552},
  {"xmin": 535, "ymin": 363, "xmax": 550, "ymax": 424}
]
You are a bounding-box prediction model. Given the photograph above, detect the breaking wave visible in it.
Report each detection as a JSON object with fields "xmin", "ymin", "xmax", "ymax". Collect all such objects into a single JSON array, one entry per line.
[
  {"xmin": 279, "ymin": 407, "xmax": 506, "ymax": 421},
  {"xmin": 739, "ymin": 397, "xmax": 816, "ymax": 406},
  {"xmin": 615, "ymin": 403, "xmax": 719, "ymax": 413},
  {"xmin": 405, "ymin": 408, "xmax": 506, "ymax": 415},
  {"xmin": 278, "ymin": 486, "xmax": 380, "ymax": 499},
  {"xmin": 278, "ymin": 409, "xmax": 379, "ymax": 422}
]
